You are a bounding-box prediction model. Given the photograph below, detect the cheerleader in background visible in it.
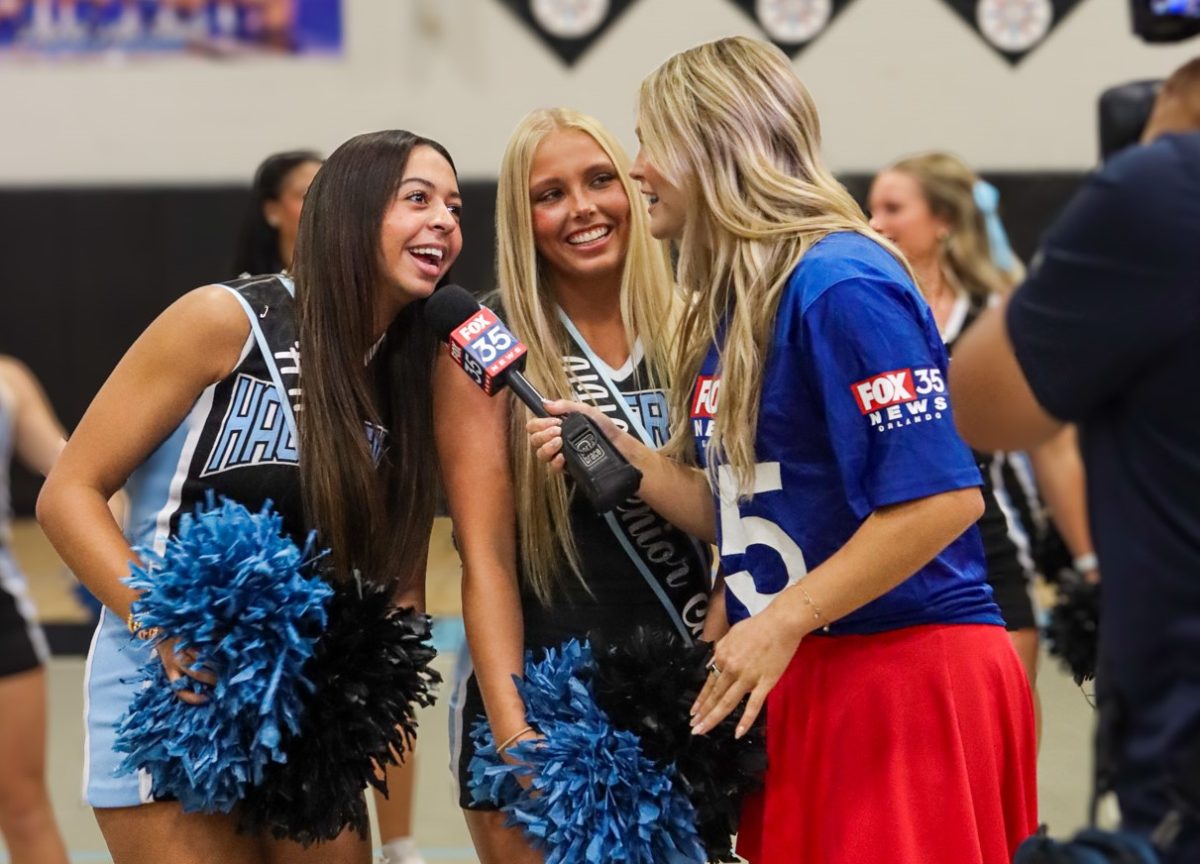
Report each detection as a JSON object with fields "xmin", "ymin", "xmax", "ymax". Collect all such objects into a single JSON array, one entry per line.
[
  {"xmin": 868, "ymin": 151, "xmax": 1097, "ymax": 738},
  {"xmin": 0, "ymin": 356, "xmax": 69, "ymax": 864}
]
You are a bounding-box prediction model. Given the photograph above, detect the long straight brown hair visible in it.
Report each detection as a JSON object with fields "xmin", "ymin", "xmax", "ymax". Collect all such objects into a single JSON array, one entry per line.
[{"xmin": 291, "ymin": 130, "xmax": 451, "ymax": 592}]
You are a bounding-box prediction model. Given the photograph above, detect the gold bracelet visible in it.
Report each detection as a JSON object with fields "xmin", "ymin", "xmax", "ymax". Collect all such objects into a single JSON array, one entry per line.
[
  {"xmin": 797, "ymin": 582, "xmax": 831, "ymax": 633},
  {"xmin": 496, "ymin": 725, "xmax": 535, "ymax": 755}
]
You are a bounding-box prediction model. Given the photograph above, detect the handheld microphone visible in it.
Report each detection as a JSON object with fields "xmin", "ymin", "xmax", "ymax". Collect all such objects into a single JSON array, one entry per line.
[{"xmin": 426, "ymin": 285, "xmax": 642, "ymax": 513}]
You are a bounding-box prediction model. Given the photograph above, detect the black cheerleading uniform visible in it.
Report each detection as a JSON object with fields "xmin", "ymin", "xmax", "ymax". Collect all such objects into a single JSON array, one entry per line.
[
  {"xmin": 84, "ymin": 274, "xmax": 323, "ymax": 806},
  {"xmin": 0, "ymin": 373, "xmax": 51, "ymax": 679},
  {"xmin": 945, "ymin": 292, "xmax": 1038, "ymax": 631},
  {"xmin": 448, "ymin": 320, "xmax": 712, "ymax": 810}
]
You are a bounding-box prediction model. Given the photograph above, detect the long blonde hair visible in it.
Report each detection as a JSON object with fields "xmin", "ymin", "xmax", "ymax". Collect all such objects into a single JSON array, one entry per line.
[
  {"xmin": 888, "ymin": 152, "xmax": 1021, "ymax": 300},
  {"xmin": 496, "ymin": 108, "xmax": 677, "ymax": 604},
  {"xmin": 637, "ymin": 36, "xmax": 910, "ymax": 497}
]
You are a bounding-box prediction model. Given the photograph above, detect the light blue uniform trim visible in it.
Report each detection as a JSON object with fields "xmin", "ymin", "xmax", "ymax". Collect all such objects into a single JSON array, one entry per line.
[
  {"xmin": 83, "ymin": 419, "xmax": 193, "ymax": 806},
  {"xmin": 446, "ymin": 636, "xmax": 474, "ymax": 801}
]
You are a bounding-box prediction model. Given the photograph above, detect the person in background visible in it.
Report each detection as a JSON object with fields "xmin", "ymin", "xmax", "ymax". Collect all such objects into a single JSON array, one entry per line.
[
  {"xmin": 372, "ymin": 758, "xmax": 424, "ymax": 864},
  {"xmin": 231, "ymin": 149, "xmax": 323, "ymax": 277},
  {"xmin": 0, "ymin": 355, "xmax": 69, "ymax": 864},
  {"xmin": 949, "ymin": 56, "xmax": 1200, "ymax": 864},
  {"xmin": 868, "ymin": 152, "xmax": 1097, "ymax": 739}
]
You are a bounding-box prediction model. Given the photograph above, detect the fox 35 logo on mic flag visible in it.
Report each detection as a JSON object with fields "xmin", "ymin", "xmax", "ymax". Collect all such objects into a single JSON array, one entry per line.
[{"xmin": 447, "ymin": 306, "xmax": 528, "ymax": 394}]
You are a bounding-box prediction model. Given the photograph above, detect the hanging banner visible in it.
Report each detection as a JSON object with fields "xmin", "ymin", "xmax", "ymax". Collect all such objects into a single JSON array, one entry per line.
[
  {"xmin": 495, "ymin": 0, "xmax": 638, "ymax": 66},
  {"xmin": 0, "ymin": 0, "xmax": 341, "ymax": 60},
  {"xmin": 938, "ymin": 0, "xmax": 1087, "ymax": 65},
  {"xmin": 724, "ymin": 0, "xmax": 859, "ymax": 57}
]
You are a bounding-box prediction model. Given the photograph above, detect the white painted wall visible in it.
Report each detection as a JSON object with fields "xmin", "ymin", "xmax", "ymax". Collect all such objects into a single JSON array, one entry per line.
[{"xmin": 1, "ymin": 0, "xmax": 1196, "ymax": 183}]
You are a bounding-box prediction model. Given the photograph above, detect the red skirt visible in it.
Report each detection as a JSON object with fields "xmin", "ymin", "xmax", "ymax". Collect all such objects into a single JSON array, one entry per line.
[{"xmin": 737, "ymin": 623, "xmax": 1037, "ymax": 864}]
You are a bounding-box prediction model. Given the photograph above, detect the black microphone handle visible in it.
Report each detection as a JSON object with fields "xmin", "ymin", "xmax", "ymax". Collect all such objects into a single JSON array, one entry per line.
[
  {"xmin": 503, "ymin": 369, "xmax": 551, "ymax": 419},
  {"xmin": 498, "ymin": 368, "xmax": 641, "ymax": 512}
]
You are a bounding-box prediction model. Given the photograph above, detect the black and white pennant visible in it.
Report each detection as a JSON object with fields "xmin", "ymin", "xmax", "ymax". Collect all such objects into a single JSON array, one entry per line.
[
  {"xmin": 725, "ymin": 0, "xmax": 858, "ymax": 57},
  {"xmin": 496, "ymin": 0, "xmax": 638, "ymax": 66},
  {"xmin": 939, "ymin": 0, "xmax": 1088, "ymax": 65}
]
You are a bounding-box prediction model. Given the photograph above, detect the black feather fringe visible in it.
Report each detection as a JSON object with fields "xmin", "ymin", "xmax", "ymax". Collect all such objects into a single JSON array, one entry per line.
[
  {"xmin": 1044, "ymin": 576, "xmax": 1100, "ymax": 686},
  {"xmin": 590, "ymin": 627, "xmax": 767, "ymax": 863},
  {"xmin": 238, "ymin": 582, "xmax": 441, "ymax": 845}
]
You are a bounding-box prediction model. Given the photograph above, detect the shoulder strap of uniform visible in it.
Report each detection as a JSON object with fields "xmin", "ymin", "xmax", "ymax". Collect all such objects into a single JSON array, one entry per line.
[{"xmin": 218, "ymin": 275, "xmax": 301, "ymax": 448}]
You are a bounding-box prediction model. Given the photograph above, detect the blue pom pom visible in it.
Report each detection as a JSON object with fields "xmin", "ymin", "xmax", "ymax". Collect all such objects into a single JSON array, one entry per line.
[
  {"xmin": 469, "ymin": 640, "xmax": 705, "ymax": 864},
  {"xmin": 113, "ymin": 494, "xmax": 333, "ymax": 813}
]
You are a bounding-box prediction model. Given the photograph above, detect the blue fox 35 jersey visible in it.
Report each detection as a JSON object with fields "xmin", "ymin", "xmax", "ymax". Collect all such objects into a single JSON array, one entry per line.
[{"xmin": 691, "ymin": 232, "xmax": 1001, "ymax": 634}]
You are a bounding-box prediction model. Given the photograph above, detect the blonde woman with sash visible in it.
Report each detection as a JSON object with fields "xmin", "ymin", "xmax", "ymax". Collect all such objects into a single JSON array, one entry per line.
[{"xmin": 435, "ymin": 108, "xmax": 716, "ymax": 864}]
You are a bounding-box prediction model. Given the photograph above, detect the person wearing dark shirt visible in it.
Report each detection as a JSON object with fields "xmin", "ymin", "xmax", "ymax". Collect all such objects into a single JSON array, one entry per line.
[{"xmin": 950, "ymin": 90, "xmax": 1200, "ymax": 861}]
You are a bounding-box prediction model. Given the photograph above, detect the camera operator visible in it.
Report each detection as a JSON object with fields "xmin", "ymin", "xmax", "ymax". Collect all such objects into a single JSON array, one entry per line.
[{"xmin": 949, "ymin": 56, "xmax": 1200, "ymax": 864}]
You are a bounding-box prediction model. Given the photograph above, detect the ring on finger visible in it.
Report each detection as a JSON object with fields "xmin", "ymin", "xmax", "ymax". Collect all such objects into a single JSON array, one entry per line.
[{"xmin": 707, "ymin": 661, "xmax": 722, "ymax": 677}]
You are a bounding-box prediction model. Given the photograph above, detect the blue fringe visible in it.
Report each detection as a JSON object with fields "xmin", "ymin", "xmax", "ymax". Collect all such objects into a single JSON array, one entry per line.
[
  {"xmin": 113, "ymin": 494, "xmax": 333, "ymax": 813},
  {"xmin": 468, "ymin": 640, "xmax": 705, "ymax": 864}
]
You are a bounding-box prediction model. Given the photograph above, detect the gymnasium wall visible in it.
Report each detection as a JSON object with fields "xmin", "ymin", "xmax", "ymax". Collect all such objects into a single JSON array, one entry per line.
[
  {"xmin": 1, "ymin": 0, "xmax": 1196, "ymax": 183},
  {"xmin": 1, "ymin": 1, "xmax": 1195, "ymax": 511}
]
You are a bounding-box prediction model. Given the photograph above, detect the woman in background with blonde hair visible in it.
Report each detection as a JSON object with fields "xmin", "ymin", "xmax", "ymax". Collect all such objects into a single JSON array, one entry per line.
[
  {"xmin": 529, "ymin": 37, "xmax": 1037, "ymax": 863},
  {"xmin": 868, "ymin": 155, "xmax": 1040, "ymax": 632},
  {"xmin": 869, "ymin": 153, "xmax": 1098, "ymax": 739},
  {"xmin": 437, "ymin": 107, "xmax": 715, "ymax": 863}
]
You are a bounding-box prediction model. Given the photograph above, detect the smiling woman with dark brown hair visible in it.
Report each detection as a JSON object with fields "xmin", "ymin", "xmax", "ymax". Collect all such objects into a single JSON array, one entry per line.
[{"xmin": 37, "ymin": 129, "xmax": 463, "ymax": 864}]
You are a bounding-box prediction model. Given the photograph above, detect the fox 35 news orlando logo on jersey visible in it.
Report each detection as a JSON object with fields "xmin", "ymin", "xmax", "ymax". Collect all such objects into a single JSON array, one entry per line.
[{"xmin": 852, "ymin": 367, "xmax": 949, "ymax": 432}]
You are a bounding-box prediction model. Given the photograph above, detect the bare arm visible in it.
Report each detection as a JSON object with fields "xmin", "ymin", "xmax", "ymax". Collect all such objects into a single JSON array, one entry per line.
[
  {"xmin": 1028, "ymin": 425, "xmax": 1096, "ymax": 579},
  {"xmin": 433, "ymin": 351, "xmax": 531, "ymax": 748},
  {"xmin": 529, "ymin": 399, "xmax": 717, "ymax": 544},
  {"xmin": 0, "ymin": 356, "xmax": 66, "ymax": 477},
  {"xmin": 37, "ymin": 286, "xmax": 249, "ymax": 625},
  {"xmin": 700, "ymin": 570, "xmax": 729, "ymax": 643},
  {"xmin": 692, "ymin": 486, "xmax": 984, "ymax": 736},
  {"xmin": 949, "ymin": 301, "xmax": 1063, "ymax": 451}
]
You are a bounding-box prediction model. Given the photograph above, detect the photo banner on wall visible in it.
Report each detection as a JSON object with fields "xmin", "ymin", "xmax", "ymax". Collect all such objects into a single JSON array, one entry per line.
[
  {"xmin": 0, "ymin": 1, "xmax": 341, "ymax": 60},
  {"xmin": 495, "ymin": 0, "xmax": 639, "ymax": 66},
  {"xmin": 725, "ymin": 0, "xmax": 859, "ymax": 57},
  {"xmin": 938, "ymin": 0, "xmax": 1088, "ymax": 65}
]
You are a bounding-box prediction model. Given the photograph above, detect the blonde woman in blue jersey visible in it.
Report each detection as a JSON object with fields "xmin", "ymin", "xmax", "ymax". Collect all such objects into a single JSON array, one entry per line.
[
  {"xmin": 38, "ymin": 130, "xmax": 463, "ymax": 864},
  {"xmin": 530, "ymin": 38, "xmax": 1036, "ymax": 864},
  {"xmin": 0, "ymin": 356, "xmax": 69, "ymax": 864}
]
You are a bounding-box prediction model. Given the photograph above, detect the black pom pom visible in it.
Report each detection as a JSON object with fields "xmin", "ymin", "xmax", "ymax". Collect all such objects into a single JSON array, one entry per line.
[
  {"xmin": 239, "ymin": 582, "xmax": 441, "ymax": 844},
  {"xmin": 590, "ymin": 627, "xmax": 766, "ymax": 863},
  {"xmin": 1045, "ymin": 576, "xmax": 1100, "ymax": 686}
]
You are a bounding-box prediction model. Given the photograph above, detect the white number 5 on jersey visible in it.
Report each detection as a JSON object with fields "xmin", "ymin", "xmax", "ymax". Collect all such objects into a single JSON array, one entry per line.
[{"xmin": 718, "ymin": 463, "xmax": 808, "ymax": 617}]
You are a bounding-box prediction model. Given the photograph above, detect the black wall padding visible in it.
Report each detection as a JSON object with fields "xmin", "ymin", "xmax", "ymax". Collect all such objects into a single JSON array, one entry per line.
[{"xmin": 0, "ymin": 174, "xmax": 1083, "ymax": 513}]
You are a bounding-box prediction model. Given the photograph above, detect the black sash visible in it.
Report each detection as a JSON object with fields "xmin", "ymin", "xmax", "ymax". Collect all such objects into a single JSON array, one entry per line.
[{"xmin": 557, "ymin": 309, "xmax": 710, "ymax": 641}]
